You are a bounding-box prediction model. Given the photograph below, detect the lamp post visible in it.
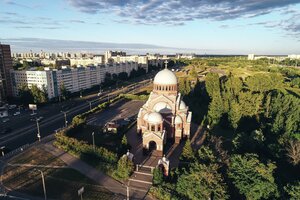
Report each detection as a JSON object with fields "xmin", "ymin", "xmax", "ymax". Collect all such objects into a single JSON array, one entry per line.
[
  {"xmin": 88, "ymin": 101, "xmax": 92, "ymax": 111},
  {"xmin": 0, "ymin": 146, "xmax": 5, "ymax": 156},
  {"xmin": 61, "ymin": 111, "xmax": 68, "ymax": 127},
  {"xmin": 36, "ymin": 119, "xmax": 41, "ymax": 142},
  {"xmin": 92, "ymin": 132, "xmax": 95, "ymax": 151},
  {"xmin": 36, "ymin": 169, "xmax": 47, "ymax": 200}
]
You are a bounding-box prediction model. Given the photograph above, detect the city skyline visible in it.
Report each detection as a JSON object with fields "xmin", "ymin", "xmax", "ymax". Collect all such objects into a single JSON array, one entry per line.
[{"xmin": 1, "ymin": 0, "xmax": 300, "ymax": 54}]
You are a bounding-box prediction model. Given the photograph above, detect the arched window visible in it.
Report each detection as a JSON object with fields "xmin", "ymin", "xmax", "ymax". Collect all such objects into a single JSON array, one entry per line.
[{"xmin": 151, "ymin": 125, "xmax": 155, "ymax": 131}]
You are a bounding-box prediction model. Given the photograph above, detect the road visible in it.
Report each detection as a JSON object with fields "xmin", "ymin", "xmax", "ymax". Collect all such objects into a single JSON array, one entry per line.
[{"xmin": 0, "ymin": 78, "xmax": 153, "ymax": 153}]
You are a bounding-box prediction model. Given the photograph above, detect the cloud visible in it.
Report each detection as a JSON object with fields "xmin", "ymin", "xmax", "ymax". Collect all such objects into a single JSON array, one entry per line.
[
  {"xmin": 69, "ymin": 19, "xmax": 85, "ymax": 23},
  {"xmin": 68, "ymin": 0, "xmax": 300, "ymax": 25},
  {"xmin": 1, "ymin": 37, "xmax": 203, "ymax": 54}
]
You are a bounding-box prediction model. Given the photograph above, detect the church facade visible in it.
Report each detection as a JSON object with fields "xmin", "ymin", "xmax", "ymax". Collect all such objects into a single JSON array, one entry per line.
[{"xmin": 137, "ymin": 68, "xmax": 192, "ymax": 156}]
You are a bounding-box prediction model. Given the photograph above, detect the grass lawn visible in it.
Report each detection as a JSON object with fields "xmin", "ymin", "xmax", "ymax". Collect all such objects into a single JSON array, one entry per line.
[
  {"xmin": 8, "ymin": 146, "xmax": 65, "ymax": 166},
  {"xmin": 67, "ymin": 124, "xmax": 124, "ymax": 154},
  {"xmin": 2, "ymin": 146, "xmax": 121, "ymax": 200}
]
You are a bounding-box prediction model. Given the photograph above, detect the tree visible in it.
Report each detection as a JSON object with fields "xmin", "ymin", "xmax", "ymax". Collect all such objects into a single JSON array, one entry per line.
[
  {"xmin": 286, "ymin": 140, "xmax": 300, "ymax": 166},
  {"xmin": 207, "ymin": 93, "xmax": 223, "ymax": 125},
  {"xmin": 115, "ymin": 155, "xmax": 134, "ymax": 180},
  {"xmin": 228, "ymin": 154, "xmax": 278, "ymax": 200},
  {"xmin": 180, "ymin": 139, "xmax": 194, "ymax": 161},
  {"xmin": 30, "ymin": 85, "xmax": 47, "ymax": 104},
  {"xmin": 153, "ymin": 168, "xmax": 163, "ymax": 186},
  {"xmin": 176, "ymin": 162, "xmax": 228, "ymax": 200},
  {"xmin": 60, "ymin": 84, "xmax": 71, "ymax": 101},
  {"xmin": 189, "ymin": 67, "xmax": 198, "ymax": 78},
  {"xmin": 205, "ymin": 72, "xmax": 220, "ymax": 98},
  {"xmin": 18, "ymin": 84, "xmax": 33, "ymax": 105},
  {"xmin": 118, "ymin": 72, "xmax": 128, "ymax": 80},
  {"xmin": 179, "ymin": 78, "xmax": 191, "ymax": 96},
  {"xmin": 284, "ymin": 181, "xmax": 300, "ymax": 200},
  {"xmin": 121, "ymin": 134, "xmax": 128, "ymax": 146},
  {"xmin": 72, "ymin": 115, "xmax": 86, "ymax": 126}
]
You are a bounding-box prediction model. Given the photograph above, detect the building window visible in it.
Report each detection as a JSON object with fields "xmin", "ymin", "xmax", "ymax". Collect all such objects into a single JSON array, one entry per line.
[{"xmin": 151, "ymin": 125, "xmax": 155, "ymax": 131}]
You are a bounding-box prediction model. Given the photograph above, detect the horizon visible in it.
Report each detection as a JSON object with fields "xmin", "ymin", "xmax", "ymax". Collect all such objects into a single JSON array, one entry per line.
[{"xmin": 1, "ymin": 0, "xmax": 300, "ymax": 54}]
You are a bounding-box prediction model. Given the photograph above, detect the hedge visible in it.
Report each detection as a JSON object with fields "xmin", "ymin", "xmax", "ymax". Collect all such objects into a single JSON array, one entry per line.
[{"xmin": 54, "ymin": 132, "xmax": 117, "ymax": 163}]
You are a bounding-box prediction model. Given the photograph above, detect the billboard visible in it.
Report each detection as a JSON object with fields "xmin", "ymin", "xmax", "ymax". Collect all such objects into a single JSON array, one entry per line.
[{"xmin": 29, "ymin": 104, "xmax": 37, "ymax": 111}]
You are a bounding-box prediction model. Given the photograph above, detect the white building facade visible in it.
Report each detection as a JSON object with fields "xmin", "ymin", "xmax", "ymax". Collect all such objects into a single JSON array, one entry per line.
[{"xmin": 10, "ymin": 62, "xmax": 138, "ymax": 99}]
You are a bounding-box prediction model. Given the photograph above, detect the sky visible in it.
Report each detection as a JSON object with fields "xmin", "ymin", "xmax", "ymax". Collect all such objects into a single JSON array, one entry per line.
[{"xmin": 0, "ymin": 0, "xmax": 300, "ymax": 54}]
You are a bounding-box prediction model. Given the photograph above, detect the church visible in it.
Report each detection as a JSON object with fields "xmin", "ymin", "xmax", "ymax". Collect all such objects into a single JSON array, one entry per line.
[{"xmin": 137, "ymin": 66, "xmax": 192, "ymax": 156}]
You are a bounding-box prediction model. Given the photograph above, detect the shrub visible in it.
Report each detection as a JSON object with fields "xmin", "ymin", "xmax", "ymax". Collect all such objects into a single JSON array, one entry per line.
[
  {"xmin": 153, "ymin": 168, "xmax": 163, "ymax": 186},
  {"xmin": 114, "ymin": 155, "xmax": 134, "ymax": 180}
]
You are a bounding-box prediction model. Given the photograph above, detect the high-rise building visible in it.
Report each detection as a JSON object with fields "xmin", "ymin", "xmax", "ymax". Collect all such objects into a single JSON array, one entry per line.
[{"xmin": 0, "ymin": 44, "xmax": 13, "ymax": 104}]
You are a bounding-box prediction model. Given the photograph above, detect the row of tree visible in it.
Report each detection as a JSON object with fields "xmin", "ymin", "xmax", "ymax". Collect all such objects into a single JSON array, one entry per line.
[{"xmin": 18, "ymin": 84, "xmax": 48, "ymax": 105}]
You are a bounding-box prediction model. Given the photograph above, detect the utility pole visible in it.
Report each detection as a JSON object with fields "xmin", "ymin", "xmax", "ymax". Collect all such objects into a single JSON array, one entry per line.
[
  {"xmin": 37, "ymin": 169, "xmax": 47, "ymax": 200},
  {"xmin": 36, "ymin": 119, "xmax": 41, "ymax": 142},
  {"xmin": 92, "ymin": 132, "xmax": 95, "ymax": 151}
]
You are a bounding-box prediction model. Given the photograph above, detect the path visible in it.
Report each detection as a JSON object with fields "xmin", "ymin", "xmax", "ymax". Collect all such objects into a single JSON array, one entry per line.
[{"xmin": 43, "ymin": 142, "xmax": 149, "ymax": 200}]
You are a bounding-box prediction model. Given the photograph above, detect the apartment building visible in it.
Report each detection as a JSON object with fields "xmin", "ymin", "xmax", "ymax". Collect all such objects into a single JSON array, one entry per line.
[
  {"xmin": 10, "ymin": 62, "xmax": 138, "ymax": 99},
  {"xmin": 0, "ymin": 44, "xmax": 13, "ymax": 103}
]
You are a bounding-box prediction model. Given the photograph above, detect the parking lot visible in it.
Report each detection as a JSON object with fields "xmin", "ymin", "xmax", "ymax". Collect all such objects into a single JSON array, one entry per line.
[{"xmin": 87, "ymin": 99, "xmax": 145, "ymax": 126}]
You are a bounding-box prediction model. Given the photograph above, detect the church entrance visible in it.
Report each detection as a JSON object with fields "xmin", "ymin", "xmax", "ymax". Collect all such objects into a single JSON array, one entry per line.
[{"xmin": 149, "ymin": 141, "xmax": 157, "ymax": 151}]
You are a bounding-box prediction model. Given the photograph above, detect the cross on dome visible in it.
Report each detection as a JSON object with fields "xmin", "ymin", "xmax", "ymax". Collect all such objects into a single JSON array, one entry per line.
[{"xmin": 164, "ymin": 60, "xmax": 168, "ymax": 69}]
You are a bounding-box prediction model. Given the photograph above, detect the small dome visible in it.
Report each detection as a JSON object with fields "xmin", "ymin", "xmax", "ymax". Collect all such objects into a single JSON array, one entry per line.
[
  {"xmin": 154, "ymin": 102, "xmax": 172, "ymax": 113},
  {"xmin": 179, "ymin": 100, "xmax": 187, "ymax": 109},
  {"xmin": 143, "ymin": 113, "xmax": 149, "ymax": 120},
  {"xmin": 175, "ymin": 115, "xmax": 183, "ymax": 124},
  {"xmin": 153, "ymin": 69, "xmax": 177, "ymax": 85},
  {"xmin": 147, "ymin": 112, "xmax": 163, "ymax": 124}
]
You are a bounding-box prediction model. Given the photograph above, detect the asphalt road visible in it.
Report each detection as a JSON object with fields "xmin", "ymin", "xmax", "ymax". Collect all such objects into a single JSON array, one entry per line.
[{"xmin": 0, "ymin": 78, "xmax": 153, "ymax": 153}]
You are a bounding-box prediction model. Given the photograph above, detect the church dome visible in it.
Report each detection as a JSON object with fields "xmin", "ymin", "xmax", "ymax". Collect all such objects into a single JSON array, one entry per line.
[
  {"xmin": 154, "ymin": 102, "xmax": 172, "ymax": 113},
  {"xmin": 147, "ymin": 112, "xmax": 163, "ymax": 124},
  {"xmin": 143, "ymin": 113, "xmax": 149, "ymax": 120},
  {"xmin": 175, "ymin": 115, "xmax": 183, "ymax": 124},
  {"xmin": 153, "ymin": 69, "xmax": 177, "ymax": 85},
  {"xmin": 179, "ymin": 100, "xmax": 187, "ymax": 110}
]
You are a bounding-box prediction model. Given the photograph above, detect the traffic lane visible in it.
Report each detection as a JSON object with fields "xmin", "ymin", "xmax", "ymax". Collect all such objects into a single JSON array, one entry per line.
[{"xmin": 0, "ymin": 83, "xmax": 149, "ymax": 150}]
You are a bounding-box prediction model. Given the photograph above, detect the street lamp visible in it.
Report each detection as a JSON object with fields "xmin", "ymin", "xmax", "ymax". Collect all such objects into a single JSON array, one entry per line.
[
  {"xmin": 89, "ymin": 101, "xmax": 92, "ymax": 111},
  {"xmin": 92, "ymin": 132, "xmax": 95, "ymax": 151},
  {"xmin": 35, "ymin": 169, "xmax": 47, "ymax": 200},
  {"xmin": 0, "ymin": 146, "xmax": 5, "ymax": 156},
  {"xmin": 36, "ymin": 119, "xmax": 41, "ymax": 142},
  {"xmin": 61, "ymin": 111, "xmax": 68, "ymax": 127},
  {"xmin": 122, "ymin": 183, "xmax": 129, "ymax": 200}
]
